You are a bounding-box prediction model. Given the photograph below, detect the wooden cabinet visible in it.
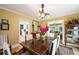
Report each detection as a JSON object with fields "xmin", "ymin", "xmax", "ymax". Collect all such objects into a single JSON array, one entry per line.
[{"xmin": 65, "ymin": 18, "xmax": 79, "ymax": 46}]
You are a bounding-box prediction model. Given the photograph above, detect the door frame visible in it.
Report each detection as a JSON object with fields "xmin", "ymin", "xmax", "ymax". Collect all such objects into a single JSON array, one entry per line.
[{"xmin": 48, "ymin": 20, "xmax": 65, "ymax": 44}]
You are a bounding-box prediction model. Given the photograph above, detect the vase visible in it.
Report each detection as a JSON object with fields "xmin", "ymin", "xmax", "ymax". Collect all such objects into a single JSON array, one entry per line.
[
  {"xmin": 42, "ymin": 35, "xmax": 45, "ymax": 41},
  {"xmin": 39, "ymin": 34, "xmax": 45, "ymax": 43}
]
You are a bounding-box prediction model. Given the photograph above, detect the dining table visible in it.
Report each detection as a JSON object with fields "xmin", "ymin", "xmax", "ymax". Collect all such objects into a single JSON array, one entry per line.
[{"xmin": 20, "ymin": 37, "xmax": 53, "ymax": 55}]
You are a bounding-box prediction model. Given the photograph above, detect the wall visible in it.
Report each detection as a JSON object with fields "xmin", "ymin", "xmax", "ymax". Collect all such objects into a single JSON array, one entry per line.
[
  {"xmin": 0, "ymin": 9, "xmax": 33, "ymax": 45},
  {"xmin": 40, "ymin": 13, "xmax": 79, "ymax": 24},
  {"xmin": 0, "ymin": 8, "xmax": 79, "ymax": 45}
]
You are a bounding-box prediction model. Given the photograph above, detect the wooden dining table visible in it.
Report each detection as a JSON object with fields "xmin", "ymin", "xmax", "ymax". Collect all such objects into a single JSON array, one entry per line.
[{"xmin": 20, "ymin": 39, "xmax": 51, "ymax": 55}]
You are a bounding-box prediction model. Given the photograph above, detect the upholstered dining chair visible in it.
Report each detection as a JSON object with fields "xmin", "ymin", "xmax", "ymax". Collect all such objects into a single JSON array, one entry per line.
[
  {"xmin": 48, "ymin": 35, "xmax": 60, "ymax": 55},
  {"xmin": 18, "ymin": 34, "xmax": 33, "ymax": 55},
  {"xmin": 0, "ymin": 35, "xmax": 11, "ymax": 55},
  {"xmin": 0, "ymin": 35, "xmax": 9, "ymax": 49},
  {"xmin": 3, "ymin": 42, "xmax": 11, "ymax": 55}
]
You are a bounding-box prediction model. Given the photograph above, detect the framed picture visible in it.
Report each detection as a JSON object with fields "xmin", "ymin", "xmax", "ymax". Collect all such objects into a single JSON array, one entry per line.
[
  {"xmin": 1, "ymin": 23, "xmax": 9, "ymax": 30},
  {"xmin": 1, "ymin": 19, "xmax": 8, "ymax": 23}
]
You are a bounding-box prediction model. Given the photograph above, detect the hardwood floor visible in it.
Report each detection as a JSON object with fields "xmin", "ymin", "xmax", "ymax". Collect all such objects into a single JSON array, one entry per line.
[
  {"xmin": 0, "ymin": 44, "xmax": 75, "ymax": 55},
  {"xmin": 21, "ymin": 45, "xmax": 75, "ymax": 55},
  {"xmin": 56, "ymin": 45, "xmax": 74, "ymax": 55}
]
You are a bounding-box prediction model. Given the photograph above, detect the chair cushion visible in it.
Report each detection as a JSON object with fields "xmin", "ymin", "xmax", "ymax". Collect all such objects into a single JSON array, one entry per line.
[
  {"xmin": 3, "ymin": 43, "xmax": 11, "ymax": 55},
  {"xmin": 11, "ymin": 44, "xmax": 23, "ymax": 54}
]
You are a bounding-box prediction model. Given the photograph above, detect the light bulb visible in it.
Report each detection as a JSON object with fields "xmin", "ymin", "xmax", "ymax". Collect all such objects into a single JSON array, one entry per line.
[
  {"xmin": 41, "ymin": 13, "xmax": 45, "ymax": 17},
  {"xmin": 38, "ymin": 12, "xmax": 41, "ymax": 16}
]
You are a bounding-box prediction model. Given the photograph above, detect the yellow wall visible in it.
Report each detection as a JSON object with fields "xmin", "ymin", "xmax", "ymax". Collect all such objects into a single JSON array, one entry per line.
[
  {"xmin": 0, "ymin": 9, "xmax": 33, "ymax": 45},
  {"xmin": 39, "ymin": 13, "xmax": 79, "ymax": 24}
]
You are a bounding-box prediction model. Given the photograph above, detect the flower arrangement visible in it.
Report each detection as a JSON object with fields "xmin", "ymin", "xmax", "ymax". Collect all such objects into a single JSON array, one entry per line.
[
  {"xmin": 40, "ymin": 26, "xmax": 48, "ymax": 35},
  {"xmin": 39, "ymin": 25, "xmax": 48, "ymax": 41}
]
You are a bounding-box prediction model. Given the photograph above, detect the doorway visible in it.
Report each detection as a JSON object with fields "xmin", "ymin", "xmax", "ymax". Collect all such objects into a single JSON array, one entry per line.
[{"xmin": 48, "ymin": 20, "xmax": 65, "ymax": 44}]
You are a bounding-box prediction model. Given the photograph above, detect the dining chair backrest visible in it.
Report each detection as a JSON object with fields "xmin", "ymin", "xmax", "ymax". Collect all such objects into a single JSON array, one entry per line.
[
  {"xmin": 36, "ymin": 33, "xmax": 40, "ymax": 39},
  {"xmin": 49, "ymin": 33, "xmax": 54, "ymax": 38},
  {"xmin": 48, "ymin": 41, "xmax": 53, "ymax": 55},
  {"xmin": 0, "ymin": 35, "xmax": 8, "ymax": 49},
  {"xmin": 56, "ymin": 35, "xmax": 60, "ymax": 49},
  {"xmin": 52, "ymin": 38, "xmax": 58, "ymax": 55},
  {"xmin": 48, "ymin": 35, "xmax": 60, "ymax": 55},
  {"xmin": 0, "ymin": 35, "xmax": 8, "ymax": 44},
  {"xmin": 2, "ymin": 42, "xmax": 11, "ymax": 55}
]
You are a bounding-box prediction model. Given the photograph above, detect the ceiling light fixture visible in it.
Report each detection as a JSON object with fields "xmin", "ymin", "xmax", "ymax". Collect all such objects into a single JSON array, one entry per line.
[{"xmin": 38, "ymin": 4, "xmax": 49, "ymax": 19}]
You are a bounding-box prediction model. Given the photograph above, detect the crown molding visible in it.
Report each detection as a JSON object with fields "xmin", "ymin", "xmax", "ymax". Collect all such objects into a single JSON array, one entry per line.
[{"xmin": 0, "ymin": 7, "xmax": 33, "ymax": 19}]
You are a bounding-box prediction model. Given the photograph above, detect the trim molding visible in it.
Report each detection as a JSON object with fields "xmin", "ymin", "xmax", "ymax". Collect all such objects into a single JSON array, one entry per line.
[{"xmin": 0, "ymin": 7, "xmax": 33, "ymax": 19}]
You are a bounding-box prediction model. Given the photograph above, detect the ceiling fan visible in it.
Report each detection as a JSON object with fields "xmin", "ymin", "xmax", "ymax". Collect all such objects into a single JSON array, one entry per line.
[{"xmin": 39, "ymin": 4, "xmax": 49, "ymax": 18}]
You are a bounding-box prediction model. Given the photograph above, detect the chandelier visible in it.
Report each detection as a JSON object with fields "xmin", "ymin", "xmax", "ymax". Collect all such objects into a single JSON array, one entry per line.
[{"xmin": 38, "ymin": 4, "xmax": 49, "ymax": 19}]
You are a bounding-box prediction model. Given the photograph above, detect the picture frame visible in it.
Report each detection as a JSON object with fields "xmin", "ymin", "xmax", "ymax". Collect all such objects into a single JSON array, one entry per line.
[
  {"xmin": 1, "ymin": 23, "xmax": 9, "ymax": 30},
  {"xmin": 1, "ymin": 19, "xmax": 8, "ymax": 23}
]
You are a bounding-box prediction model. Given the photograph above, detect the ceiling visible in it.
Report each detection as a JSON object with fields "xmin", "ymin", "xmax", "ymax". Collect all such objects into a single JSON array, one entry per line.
[{"xmin": 0, "ymin": 4, "xmax": 79, "ymax": 19}]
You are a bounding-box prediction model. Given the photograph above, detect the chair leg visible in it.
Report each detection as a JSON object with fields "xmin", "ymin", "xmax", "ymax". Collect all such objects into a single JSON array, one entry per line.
[{"xmin": 55, "ymin": 48, "xmax": 60, "ymax": 55}]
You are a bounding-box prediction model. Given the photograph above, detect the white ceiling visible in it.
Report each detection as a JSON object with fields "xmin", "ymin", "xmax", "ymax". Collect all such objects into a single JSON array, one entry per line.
[{"xmin": 0, "ymin": 4, "xmax": 79, "ymax": 19}]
